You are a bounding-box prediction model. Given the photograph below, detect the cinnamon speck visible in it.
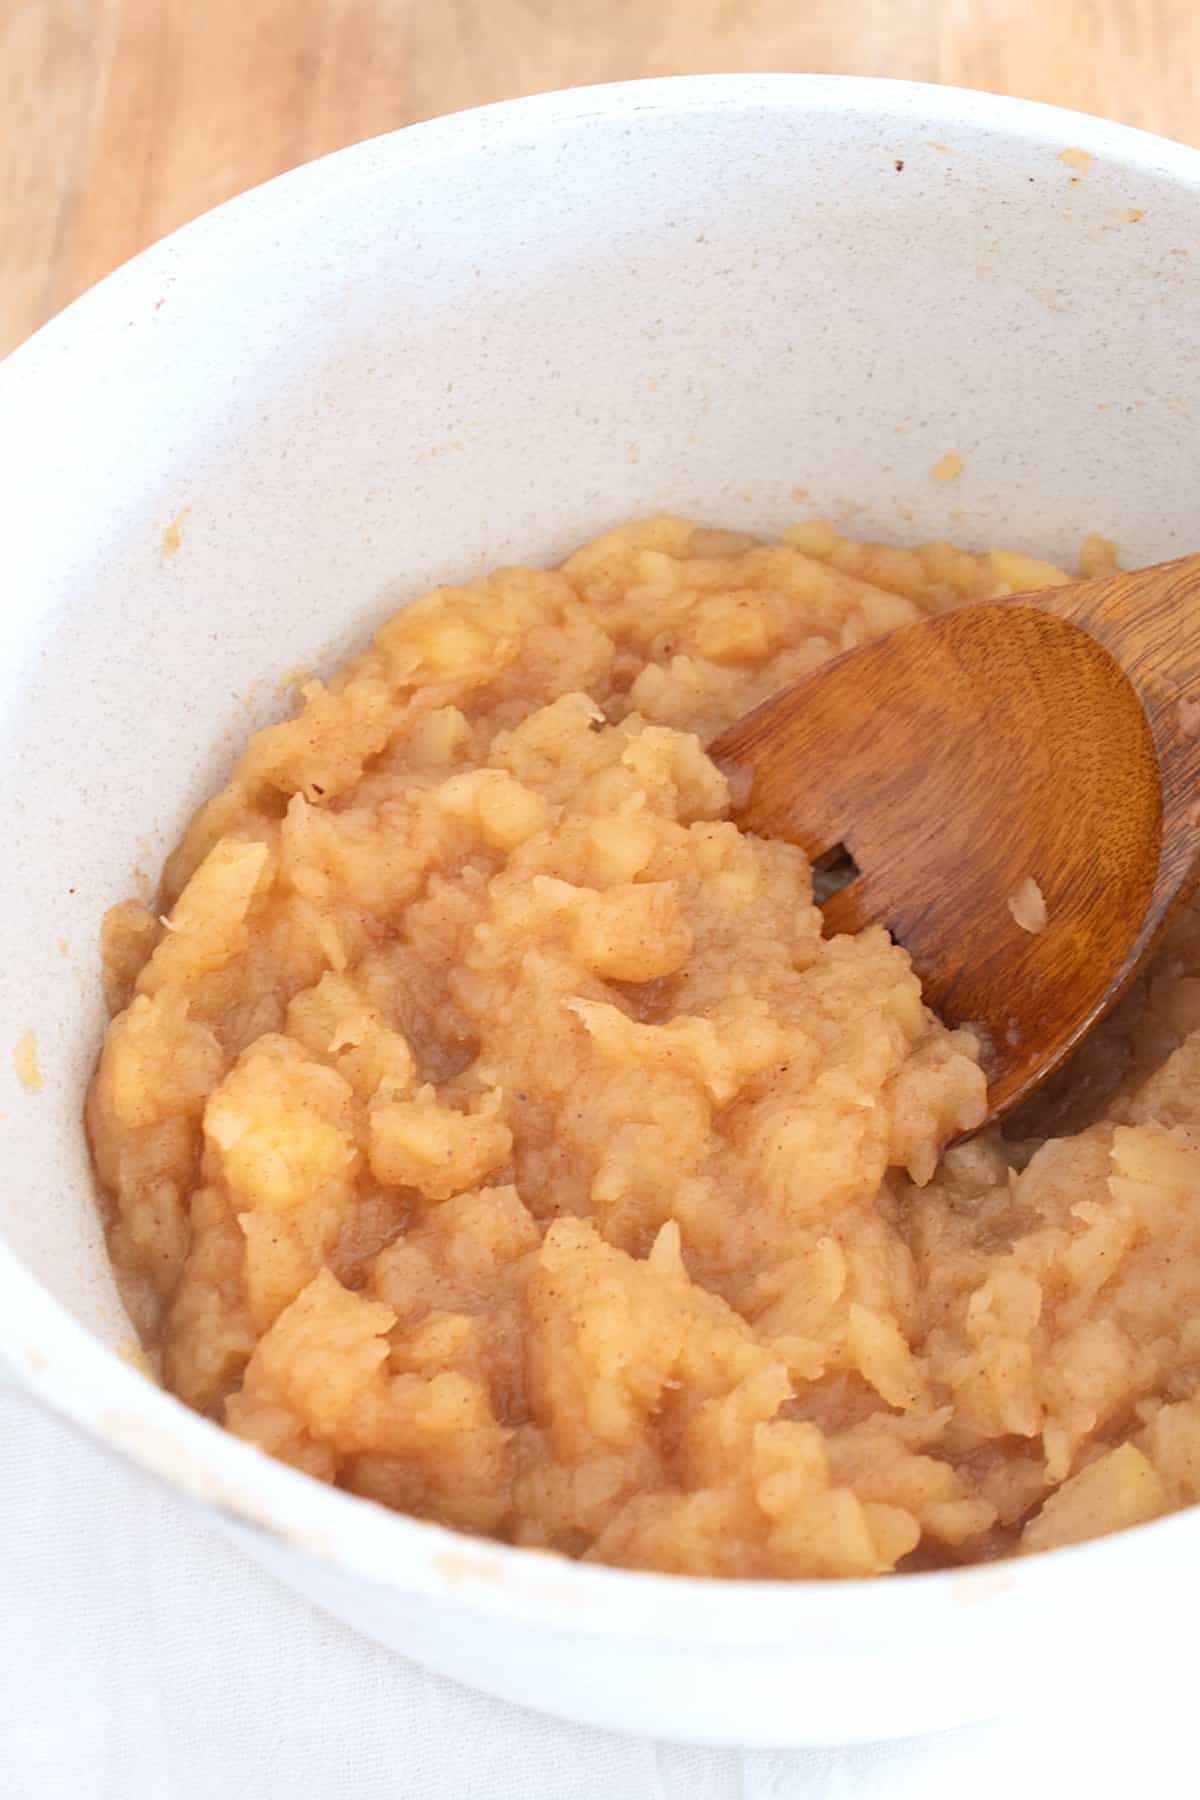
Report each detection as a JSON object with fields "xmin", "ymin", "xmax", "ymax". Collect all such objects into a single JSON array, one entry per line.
[{"xmin": 1123, "ymin": 208, "xmax": 1145, "ymax": 224}]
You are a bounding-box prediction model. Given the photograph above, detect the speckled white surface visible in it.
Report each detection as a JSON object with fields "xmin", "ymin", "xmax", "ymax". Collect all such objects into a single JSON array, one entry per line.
[{"xmin": 3, "ymin": 76, "xmax": 1200, "ymax": 1745}]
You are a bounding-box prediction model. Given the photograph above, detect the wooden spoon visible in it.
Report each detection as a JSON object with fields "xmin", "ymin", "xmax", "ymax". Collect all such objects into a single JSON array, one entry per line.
[{"xmin": 710, "ymin": 554, "xmax": 1200, "ymax": 1125}]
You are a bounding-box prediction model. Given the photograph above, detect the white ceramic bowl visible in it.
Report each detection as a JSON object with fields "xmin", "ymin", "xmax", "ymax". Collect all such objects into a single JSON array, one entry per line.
[{"xmin": 4, "ymin": 74, "xmax": 1200, "ymax": 1748}]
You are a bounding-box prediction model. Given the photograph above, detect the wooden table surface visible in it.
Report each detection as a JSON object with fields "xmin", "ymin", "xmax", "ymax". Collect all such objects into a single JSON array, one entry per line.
[{"xmin": 4, "ymin": 0, "xmax": 1199, "ymax": 359}]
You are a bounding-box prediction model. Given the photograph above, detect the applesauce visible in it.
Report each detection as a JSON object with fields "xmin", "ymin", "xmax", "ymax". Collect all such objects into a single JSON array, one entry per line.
[{"xmin": 87, "ymin": 516, "xmax": 1200, "ymax": 1576}]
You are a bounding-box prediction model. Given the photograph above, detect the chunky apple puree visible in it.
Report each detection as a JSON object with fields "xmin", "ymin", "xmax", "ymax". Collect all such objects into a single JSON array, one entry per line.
[{"xmin": 87, "ymin": 517, "xmax": 1200, "ymax": 1576}]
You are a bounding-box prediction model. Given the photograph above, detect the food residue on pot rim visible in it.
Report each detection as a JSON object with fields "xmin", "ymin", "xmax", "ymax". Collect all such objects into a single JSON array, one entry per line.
[
  {"xmin": 931, "ymin": 450, "xmax": 963, "ymax": 482},
  {"xmin": 117, "ymin": 1337, "xmax": 157, "ymax": 1379},
  {"xmin": 13, "ymin": 1030, "xmax": 43, "ymax": 1091},
  {"xmin": 162, "ymin": 507, "xmax": 190, "ymax": 558}
]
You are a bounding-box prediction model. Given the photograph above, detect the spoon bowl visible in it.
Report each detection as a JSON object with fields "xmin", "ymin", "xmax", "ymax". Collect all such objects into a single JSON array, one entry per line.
[{"xmin": 712, "ymin": 555, "xmax": 1200, "ymax": 1121}]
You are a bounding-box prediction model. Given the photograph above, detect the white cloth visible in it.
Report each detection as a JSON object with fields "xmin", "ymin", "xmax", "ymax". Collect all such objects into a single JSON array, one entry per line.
[{"xmin": 1, "ymin": 1372, "xmax": 1187, "ymax": 1799}]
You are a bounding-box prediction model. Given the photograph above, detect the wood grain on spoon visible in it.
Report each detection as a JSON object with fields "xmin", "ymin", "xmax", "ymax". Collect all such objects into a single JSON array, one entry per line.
[{"xmin": 711, "ymin": 555, "xmax": 1200, "ymax": 1123}]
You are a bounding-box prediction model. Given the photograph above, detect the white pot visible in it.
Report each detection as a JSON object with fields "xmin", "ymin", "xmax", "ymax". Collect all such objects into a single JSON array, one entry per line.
[{"xmin": 3, "ymin": 74, "xmax": 1199, "ymax": 1748}]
